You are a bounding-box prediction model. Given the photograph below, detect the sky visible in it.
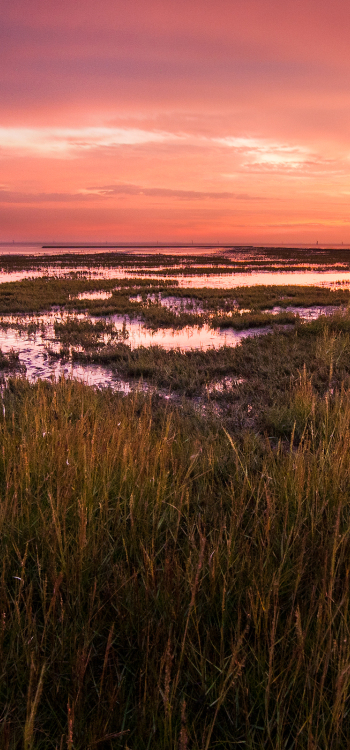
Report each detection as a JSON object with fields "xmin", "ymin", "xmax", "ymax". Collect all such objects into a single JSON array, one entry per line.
[{"xmin": 1, "ymin": 0, "xmax": 350, "ymax": 244}]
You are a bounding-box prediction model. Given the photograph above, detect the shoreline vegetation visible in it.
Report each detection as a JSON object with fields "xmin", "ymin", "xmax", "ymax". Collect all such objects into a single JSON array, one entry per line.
[{"xmin": 2, "ymin": 251, "xmax": 350, "ymax": 746}]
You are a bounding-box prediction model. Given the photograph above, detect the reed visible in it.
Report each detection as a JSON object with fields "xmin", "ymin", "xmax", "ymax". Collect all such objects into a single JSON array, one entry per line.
[{"xmin": 0, "ymin": 335, "xmax": 350, "ymax": 746}]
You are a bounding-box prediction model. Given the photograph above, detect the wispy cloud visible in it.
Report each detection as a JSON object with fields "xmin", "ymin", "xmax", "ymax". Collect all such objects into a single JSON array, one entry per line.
[
  {"xmin": 215, "ymin": 135, "xmax": 312, "ymax": 170},
  {"xmin": 215, "ymin": 136, "xmax": 349, "ymax": 175},
  {"xmin": 87, "ymin": 183, "xmax": 265, "ymax": 200},
  {"xmin": 0, "ymin": 126, "xmax": 181, "ymax": 157}
]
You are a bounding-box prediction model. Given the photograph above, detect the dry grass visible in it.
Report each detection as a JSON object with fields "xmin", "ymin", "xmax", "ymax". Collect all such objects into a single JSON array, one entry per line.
[{"xmin": 0, "ymin": 346, "xmax": 350, "ymax": 746}]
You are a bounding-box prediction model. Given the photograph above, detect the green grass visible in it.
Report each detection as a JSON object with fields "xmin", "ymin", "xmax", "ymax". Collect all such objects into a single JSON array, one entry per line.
[
  {"xmin": 2, "ymin": 319, "xmax": 350, "ymax": 746},
  {"xmin": 210, "ymin": 310, "xmax": 298, "ymax": 328},
  {"xmin": 167, "ymin": 284, "xmax": 350, "ymax": 312},
  {"xmin": 0, "ymin": 277, "xmax": 173, "ymax": 317},
  {"xmin": 53, "ymin": 318, "xmax": 128, "ymax": 349}
]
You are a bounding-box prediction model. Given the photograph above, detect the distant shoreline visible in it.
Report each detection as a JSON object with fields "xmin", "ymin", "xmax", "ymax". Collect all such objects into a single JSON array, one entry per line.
[{"xmin": 41, "ymin": 243, "xmax": 235, "ymax": 249}]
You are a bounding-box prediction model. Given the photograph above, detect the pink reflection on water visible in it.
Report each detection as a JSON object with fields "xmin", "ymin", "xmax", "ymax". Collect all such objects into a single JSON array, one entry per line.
[
  {"xmin": 0, "ymin": 315, "xmax": 271, "ymax": 392},
  {"xmin": 174, "ymin": 271, "xmax": 350, "ymax": 289},
  {"xmin": 81, "ymin": 268, "xmax": 350, "ymax": 288},
  {"xmin": 110, "ymin": 318, "xmax": 270, "ymax": 351}
]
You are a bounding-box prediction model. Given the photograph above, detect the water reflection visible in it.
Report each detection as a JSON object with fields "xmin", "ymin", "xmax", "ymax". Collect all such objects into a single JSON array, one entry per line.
[
  {"xmin": 2, "ymin": 261, "xmax": 350, "ymax": 290},
  {"xmin": 267, "ymin": 305, "xmax": 343, "ymax": 320},
  {"xmin": 76, "ymin": 290, "xmax": 113, "ymax": 300},
  {"xmin": 0, "ymin": 314, "xmax": 271, "ymax": 389},
  {"xmin": 174, "ymin": 271, "xmax": 350, "ymax": 289},
  {"xmin": 109, "ymin": 318, "xmax": 270, "ymax": 350},
  {"xmin": 0, "ymin": 326, "xmax": 118, "ymax": 388}
]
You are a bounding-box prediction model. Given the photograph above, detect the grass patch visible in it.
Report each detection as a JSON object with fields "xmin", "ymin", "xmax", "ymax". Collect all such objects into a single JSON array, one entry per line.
[
  {"xmin": 211, "ymin": 310, "xmax": 297, "ymax": 328},
  {"xmin": 3, "ymin": 255, "xmax": 350, "ymax": 745},
  {"xmin": 0, "ymin": 277, "xmax": 173, "ymax": 318},
  {"xmin": 0, "ymin": 348, "xmax": 25, "ymax": 371},
  {"xmin": 167, "ymin": 284, "xmax": 350, "ymax": 312},
  {"xmin": 53, "ymin": 318, "xmax": 128, "ymax": 348}
]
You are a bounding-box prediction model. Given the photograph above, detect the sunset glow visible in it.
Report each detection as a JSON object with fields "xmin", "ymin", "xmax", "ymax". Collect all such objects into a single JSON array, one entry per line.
[{"xmin": 1, "ymin": 0, "xmax": 350, "ymax": 243}]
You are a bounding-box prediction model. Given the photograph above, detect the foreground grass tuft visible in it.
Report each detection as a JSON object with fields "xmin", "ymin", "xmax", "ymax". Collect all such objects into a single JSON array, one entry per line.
[{"xmin": 1, "ymin": 362, "xmax": 350, "ymax": 747}]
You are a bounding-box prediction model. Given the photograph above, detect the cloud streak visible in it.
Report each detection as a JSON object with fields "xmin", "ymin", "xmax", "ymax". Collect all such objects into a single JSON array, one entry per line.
[
  {"xmin": 88, "ymin": 184, "xmax": 266, "ymax": 201},
  {"xmin": 0, "ymin": 126, "xmax": 180, "ymax": 157}
]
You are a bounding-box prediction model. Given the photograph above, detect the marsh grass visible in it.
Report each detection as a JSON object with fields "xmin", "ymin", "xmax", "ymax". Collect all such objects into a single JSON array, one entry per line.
[
  {"xmin": 53, "ymin": 318, "xmax": 128, "ymax": 349},
  {"xmin": 2, "ymin": 320, "xmax": 350, "ymax": 746},
  {"xmin": 0, "ymin": 278, "xmax": 172, "ymax": 318},
  {"xmin": 0, "ymin": 273, "xmax": 349, "ymax": 349},
  {"xmin": 169, "ymin": 285, "xmax": 350, "ymax": 312},
  {"xmin": 65, "ymin": 316, "xmax": 350, "ymax": 406},
  {"xmin": 211, "ymin": 310, "xmax": 298, "ymax": 329},
  {"xmin": 0, "ymin": 348, "xmax": 25, "ymax": 371}
]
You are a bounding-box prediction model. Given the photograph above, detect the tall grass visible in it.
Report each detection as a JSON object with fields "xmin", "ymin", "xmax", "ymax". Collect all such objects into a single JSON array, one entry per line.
[{"xmin": 0, "ymin": 367, "xmax": 350, "ymax": 747}]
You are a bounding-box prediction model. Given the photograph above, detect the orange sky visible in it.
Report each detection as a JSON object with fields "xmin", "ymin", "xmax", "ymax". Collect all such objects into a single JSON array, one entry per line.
[{"xmin": 1, "ymin": 0, "xmax": 350, "ymax": 243}]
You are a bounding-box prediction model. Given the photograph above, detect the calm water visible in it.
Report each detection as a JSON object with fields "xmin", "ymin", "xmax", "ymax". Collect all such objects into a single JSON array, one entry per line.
[{"xmin": 163, "ymin": 271, "xmax": 350, "ymax": 289}]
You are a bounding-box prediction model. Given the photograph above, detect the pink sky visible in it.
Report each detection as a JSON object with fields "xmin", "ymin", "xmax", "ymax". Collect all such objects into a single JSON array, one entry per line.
[{"xmin": 1, "ymin": 0, "xmax": 350, "ymax": 243}]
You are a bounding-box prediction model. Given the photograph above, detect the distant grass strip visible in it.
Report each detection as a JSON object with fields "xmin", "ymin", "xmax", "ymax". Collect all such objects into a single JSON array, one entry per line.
[{"xmin": 1, "ymin": 246, "xmax": 350, "ymax": 271}]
